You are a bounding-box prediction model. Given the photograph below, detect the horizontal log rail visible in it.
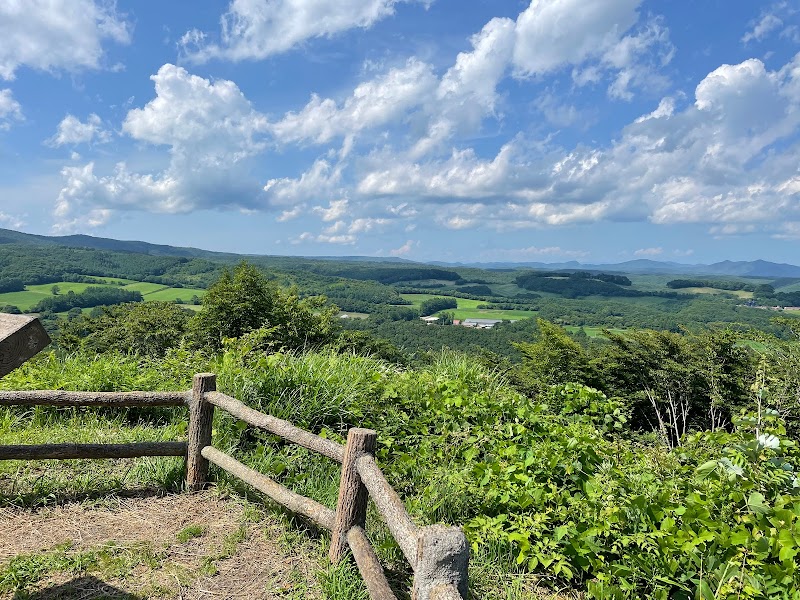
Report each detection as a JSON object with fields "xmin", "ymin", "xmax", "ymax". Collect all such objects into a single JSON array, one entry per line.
[
  {"xmin": 0, "ymin": 441, "xmax": 187, "ymax": 460},
  {"xmin": 0, "ymin": 373, "xmax": 468, "ymax": 600},
  {"xmin": 0, "ymin": 390, "xmax": 190, "ymax": 407},
  {"xmin": 200, "ymin": 445, "xmax": 335, "ymax": 531},
  {"xmin": 204, "ymin": 391, "xmax": 345, "ymax": 462}
]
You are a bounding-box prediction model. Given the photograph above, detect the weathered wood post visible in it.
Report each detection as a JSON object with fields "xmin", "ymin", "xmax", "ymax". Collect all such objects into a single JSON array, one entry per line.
[
  {"xmin": 412, "ymin": 525, "xmax": 469, "ymax": 600},
  {"xmin": 186, "ymin": 373, "xmax": 216, "ymax": 491},
  {"xmin": 0, "ymin": 314, "xmax": 50, "ymax": 378},
  {"xmin": 330, "ymin": 427, "xmax": 377, "ymax": 562}
]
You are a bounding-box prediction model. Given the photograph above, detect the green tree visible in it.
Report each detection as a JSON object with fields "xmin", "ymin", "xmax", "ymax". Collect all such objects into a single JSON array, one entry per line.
[
  {"xmin": 513, "ymin": 319, "xmax": 593, "ymax": 395},
  {"xmin": 51, "ymin": 284, "xmax": 60, "ymax": 295},
  {"xmin": 187, "ymin": 262, "xmax": 340, "ymax": 352},
  {"xmin": 59, "ymin": 301, "xmax": 192, "ymax": 356}
]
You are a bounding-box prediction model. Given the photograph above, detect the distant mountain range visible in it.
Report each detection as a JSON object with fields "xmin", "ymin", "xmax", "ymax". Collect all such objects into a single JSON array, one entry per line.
[
  {"xmin": 1, "ymin": 227, "xmax": 798, "ymax": 278},
  {"xmin": 433, "ymin": 258, "xmax": 800, "ymax": 278}
]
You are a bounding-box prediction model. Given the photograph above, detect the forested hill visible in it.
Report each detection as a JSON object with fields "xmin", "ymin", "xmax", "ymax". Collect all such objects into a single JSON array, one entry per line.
[
  {"xmin": 0, "ymin": 227, "xmax": 238, "ymax": 259},
  {"xmin": 3, "ymin": 227, "xmax": 800, "ymax": 277}
]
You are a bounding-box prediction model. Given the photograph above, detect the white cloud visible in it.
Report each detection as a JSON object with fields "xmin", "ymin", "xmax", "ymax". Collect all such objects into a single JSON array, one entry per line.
[
  {"xmin": 350, "ymin": 53, "xmax": 800, "ymax": 236},
  {"xmin": 271, "ymin": 58, "xmax": 437, "ymax": 144},
  {"xmin": 123, "ymin": 64, "xmax": 268, "ymax": 166},
  {"xmin": 634, "ymin": 96, "xmax": 675, "ymax": 122},
  {"xmin": 182, "ymin": 0, "xmax": 428, "ymax": 63},
  {"xmin": 0, "ymin": 0, "xmax": 130, "ymax": 80},
  {"xmin": 358, "ymin": 143, "xmax": 516, "ymax": 199},
  {"xmin": 313, "ymin": 199, "xmax": 349, "ymax": 221},
  {"xmin": 390, "ymin": 240, "xmax": 415, "ymax": 256},
  {"xmin": 276, "ymin": 205, "xmax": 306, "ymax": 222},
  {"xmin": 47, "ymin": 114, "xmax": 110, "ymax": 146},
  {"xmin": 291, "ymin": 230, "xmax": 356, "ymax": 245},
  {"xmin": 633, "ymin": 247, "xmax": 663, "ymax": 256},
  {"xmin": 484, "ymin": 246, "xmax": 589, "ymax": 260},
  {"xmin": 0, "ymin": 89, "xmax": 22, "ymax": 130},
  {"xmin": 55, "ymin": 65, "xmax": 272, "ymax": 228},
  {"xmin": 412, "ymin": 17, "xmax": 516, "ymax": 155},
  {"xmin": 264, "ymin": 158, "xmax": 343, "ymax": 206},
  {"xmin": 513, "ymin": 0, "xmax": 641, "ymax": 76},
  {"xmin": 743, "ymin": 13, "xmax": 783, "ymax": 43},
  {"xmin": 0, "ymin": 211, "xmax": 24, "ymax": 229}
]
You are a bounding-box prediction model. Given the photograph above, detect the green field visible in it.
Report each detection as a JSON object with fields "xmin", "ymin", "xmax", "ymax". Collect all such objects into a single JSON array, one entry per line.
[
  {"xmin": 121, "ymin": 282, "xmax": 171, "ymax": 294},
  {"xmin": 0, "ymin": 280, "xmax": 206, "ymax": 311},
  {"xmin": 143, "ymin": 287, "xmax": 206, "ymax": 302},
  {"xmin": 0, "ymin": 290, "xmax": 48, "ymax": 310},
  {"xmin": 400, "ymin": 293, "xmax": 537, "ymax": 321},
  {"xmin": 681, "ymin": 286, "xmax": 754, "ymax": 299},
  {"xmin": 564, "ymin": 325, "xmax": 628, "ymax": 338}
]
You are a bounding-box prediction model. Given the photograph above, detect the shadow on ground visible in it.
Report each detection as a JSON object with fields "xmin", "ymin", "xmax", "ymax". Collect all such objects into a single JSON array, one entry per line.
[{"xmin": 13, "ymin": 576, "xmax": 137, "ymax": 600}]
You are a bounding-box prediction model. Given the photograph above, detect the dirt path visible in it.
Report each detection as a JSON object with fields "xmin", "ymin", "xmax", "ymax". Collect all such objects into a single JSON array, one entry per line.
[{"xmin": 0, "ymin": 491, "xmax": 324, "ymax": 599}]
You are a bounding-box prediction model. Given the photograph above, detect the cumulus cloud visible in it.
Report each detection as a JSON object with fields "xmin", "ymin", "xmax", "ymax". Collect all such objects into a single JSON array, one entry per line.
[
  {"xmin": 634, "ymin": 247, "xmax": 663, "ymax": 256},
  {"xmin": 271, "ymin": 59, "xmax": 437, "ymax": 144},
  {"xmin": 0, "ymin": 89, "xmax": 22, "ymax": 130},
  {"xmin": 0, "ymin": 211, "xmax": 24, "ymax": 229},
  {"xmin": 55, "ymin": 64, "xmax": 271, "ymax": 229},
  {"xmin": 743, "ymin": 13, "xmax": 783, "ymax": 43},
  {"xmin": 291, "ymin": 230, "xmax": 356, "ymax": 245},
  {"xmin": 312, "ymin": 199, "xmax": 349, "ymax": 221},
  {"xmin": 265, "ymin": 0, "xmax": 674, "ymax": 184},
  {"xmin": 0, "ymin": 0, "xmax": 130, "ymax": 80},
  {"xmin": 182, "ymin": 0, "xmax": 429, "ymax": 63},
  {"xmin": 47, "ymin": 114, "xmax": 110, "ymax": 146},
  {"xmin": 390, "ymin": 240, "xmax": 415, "ymax": 256},
  {"xmin": 352, "ymin": 53, "xmax": 800, "ymax": 235},
  {"xmin": 123, "ymin": 64, "xmax": 268, "ymax": 166},
  {"xmin": 264, "ymin": 159, "xmax": 344, "ymax": 206},
  {"xmin": 513, "ymin": 0, "xmax": 639, "ymax": 74}
]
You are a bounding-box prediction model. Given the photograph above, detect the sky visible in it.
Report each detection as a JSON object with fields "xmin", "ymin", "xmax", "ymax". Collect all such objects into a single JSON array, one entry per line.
[{"xmin": 1, "ymin": 0, "xmax": 800, "ymax": 264}]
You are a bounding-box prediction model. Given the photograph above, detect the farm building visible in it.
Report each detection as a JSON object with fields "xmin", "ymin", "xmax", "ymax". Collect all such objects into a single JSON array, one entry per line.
[{"xmin": 461, "ymin": 318, "xmax": 503, "ymax": 329}]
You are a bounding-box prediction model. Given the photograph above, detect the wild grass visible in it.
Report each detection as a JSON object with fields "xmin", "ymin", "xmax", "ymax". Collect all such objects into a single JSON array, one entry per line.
[{"xmin": 0, "ymin": 348, "xmax": 565, "ymax": 599}]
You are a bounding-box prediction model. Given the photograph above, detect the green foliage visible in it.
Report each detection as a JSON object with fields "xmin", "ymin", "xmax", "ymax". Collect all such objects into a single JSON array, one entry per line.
[
  {"xmin": 58, "ymin": 302, "xmax": 192, "ymax": 356},
  {"xmin": 419, "ymin": 296, "xmax": 458, "ymax": 316},
  {"xmin": 30, "ymin": 286, "xmax": 143, "ymax": 313},
  {"xmin": 514, "ymin": 319, "xmax": 594, "ymax": 394},
  {"xmin": 0, "ymin": 278, "xmax": 24, "ymax": 293},
  {"xmin": 187, "ymin": 262, "xmax": 340, "ymax": 352},
  {"xmin": 667, "ymin": 278, "xmax": 767, "ymax": 293}
]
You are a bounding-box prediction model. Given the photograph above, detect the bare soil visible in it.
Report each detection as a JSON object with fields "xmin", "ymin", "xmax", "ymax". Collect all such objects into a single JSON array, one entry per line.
[{"xmin": 0, "ymin": 490, "xmax": 323, "ymax": 599}]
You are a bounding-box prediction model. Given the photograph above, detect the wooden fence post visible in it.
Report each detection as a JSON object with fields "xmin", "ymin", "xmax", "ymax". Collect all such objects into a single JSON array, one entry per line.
[
  {"xmin": 330, "ymin": 427, "xmax": 377, "ymax": 562},
  {"xmin": 186, "ymin": 373, "xmax": 216, "ymax": 491},
  {"xmin": 412, "ymin": 525, "xmax": 469, "ymax": 600}
]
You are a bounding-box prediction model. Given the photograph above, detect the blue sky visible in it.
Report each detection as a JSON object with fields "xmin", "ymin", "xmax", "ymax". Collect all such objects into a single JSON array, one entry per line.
[{"xmin": 1, "ymin": 0, "xmax": 799, "ymax": 264}]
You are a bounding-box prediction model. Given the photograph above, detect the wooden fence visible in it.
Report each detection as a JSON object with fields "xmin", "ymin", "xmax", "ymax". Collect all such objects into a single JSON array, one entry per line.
[{"xmin": 0, "ymin": 373, "xmax": 469, "ymax": 600}]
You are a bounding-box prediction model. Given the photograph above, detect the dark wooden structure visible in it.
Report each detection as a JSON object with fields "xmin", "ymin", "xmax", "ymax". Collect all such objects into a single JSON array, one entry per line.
[{"xmin": 0, "ymin": 314, "xmax": 50, "ymax": 378}]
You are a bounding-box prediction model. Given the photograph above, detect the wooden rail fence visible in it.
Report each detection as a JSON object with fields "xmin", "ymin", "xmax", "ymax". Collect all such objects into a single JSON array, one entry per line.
[{"xmin": 0, "ymin": 373, "xmax": 469, "ymax": 600}]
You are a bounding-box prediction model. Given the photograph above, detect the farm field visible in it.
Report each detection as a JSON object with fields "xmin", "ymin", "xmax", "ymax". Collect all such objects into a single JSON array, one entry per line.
[
  {"xmin": 142, "ymin": 287, "xmax": 206, "ymax": 302},
  {"xmin": 0, "ymin": 280, "xmax": 206, "ymax": 311},
  {"xmin": 400, "ymin": 293, "xmax": 537, "ymax": 320},
  {"xmin": 681, "ymin": 286, "xmax": 754, "ymax": 299},
  {"xmin": 564, "ymin": 325, "xmax": 628, "ymax": 338},
  {"xmin": 121, "ymin": 281, "xmax": 170, "ymax": 294}
]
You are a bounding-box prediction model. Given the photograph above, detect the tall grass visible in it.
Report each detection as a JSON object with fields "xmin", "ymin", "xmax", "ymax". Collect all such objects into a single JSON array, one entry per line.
[{"xmin": 0, "ymin": 346, "xmax": 550, "ymax": 598}]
